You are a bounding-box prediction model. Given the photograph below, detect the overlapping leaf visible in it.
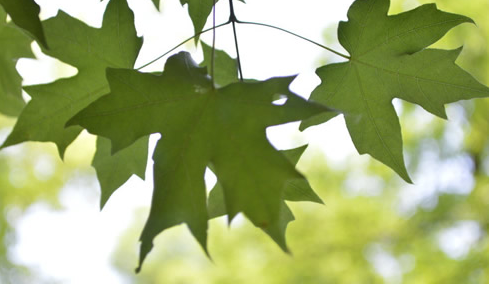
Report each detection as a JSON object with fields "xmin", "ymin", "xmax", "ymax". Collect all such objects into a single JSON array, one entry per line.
[
  {"xmin": 0, "ymin": 0, "xmax": 46, "ymax": 47},
  {"xmin": 1, "ymin": 0, "xmax": 142, "ymax": 157},
  {"xmin": 201, "ymin": 41, "xmax": 238, "ymax": 87},
  {"xmin": 68, "ymin": 51, "xmax": 329, "ymax": 271},
  {"xmin": 207, "ymin": 145, "xmax": 323, "ymax": 250},
  {"xmin": 93, "ymin": 136, "xmax": 149, "ymax": 209},
  {"xmin": 0, "ymin": 7, "xmax": 33, "ymax": 116},
  {"xmin": 301, "ymin": 0, "xmax": 489, "ymax": 182}
]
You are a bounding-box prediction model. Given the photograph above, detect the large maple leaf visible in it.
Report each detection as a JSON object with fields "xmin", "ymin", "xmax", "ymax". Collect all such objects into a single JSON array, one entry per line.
[
  {"xmin": 301, "ymin": 0, "xmax": 489, "ymax": 181},
  {"xmin": 68, "ymin": 52, "xmax": 329, "ymax": 271},
  {"xmin": 1, "ymin": 0, "xmax": 141, "ymax": 156},
  {"xmin": 0, "ymin": 7, "xmax": 33, "ymax": 116},
  {"xmin": 0, "ymin": 0, "xmax": 46, "ymax": 47}
]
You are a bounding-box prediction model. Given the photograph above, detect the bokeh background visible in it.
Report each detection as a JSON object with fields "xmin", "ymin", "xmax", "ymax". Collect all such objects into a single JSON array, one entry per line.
[{"xmin": 0, "ymin": 0, "xmax": 488, "ymax": 283}]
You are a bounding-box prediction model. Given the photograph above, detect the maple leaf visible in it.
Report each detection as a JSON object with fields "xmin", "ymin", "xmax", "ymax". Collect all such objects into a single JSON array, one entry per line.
[
  {"xmin": 301, "ymin": 0, "xmax": 489, "ymax": 182},
  {"xmin": 0, "ymin": 0, "xmax": 46, "ymax": 47},
  {"xmin": 1, "ymin": 0, "xmax": 142, "ymax": 157},
  {"xmin": 0, "ymin": 7, "xmax": 33, "ymax": 116},
  {"xmin": 68, "ymin": 51, "xmax": 329, "ymax": 271}
]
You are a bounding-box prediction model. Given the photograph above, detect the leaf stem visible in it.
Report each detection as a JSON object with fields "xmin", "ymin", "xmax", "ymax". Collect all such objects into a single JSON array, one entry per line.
[
  {"xmin": 237, "ymin": 20, "xmax": 351, "ymax": 60},
  {"xmin": 229, "ymin": 0, "xmax": 244, "ymax": 80},
  {"xmin": 135, "ymin": 21, "xmax": 230, "ymax": 70},
  {"xmin": 211, "ymin": 0, "xmax": 217, "ymax": 89}
]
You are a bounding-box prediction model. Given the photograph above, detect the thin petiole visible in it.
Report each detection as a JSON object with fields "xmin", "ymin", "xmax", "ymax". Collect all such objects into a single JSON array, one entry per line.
[
  {"xmin": 231, "ymin": 21, "xmax": 243, "ymax": 81},
  {"xmin": 135, "ymin": 21, "xmax": 230, "ymax": 70},
  {"xmin": 237, "ymin": 20, "xmax": 351, "ymax": 60},
  {"xmin": 229, "ymin": 0, "xmax": 243, "ymax": 80},
  {"xmin": 211, "ymin": 0, "xmax": 217, "ymax": 89}
]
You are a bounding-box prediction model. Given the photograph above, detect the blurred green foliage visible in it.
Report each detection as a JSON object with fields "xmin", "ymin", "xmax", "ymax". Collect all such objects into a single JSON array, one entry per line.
[{"xmin": 0, "ymin": 115, "xmax": 92, "ymax": 283}]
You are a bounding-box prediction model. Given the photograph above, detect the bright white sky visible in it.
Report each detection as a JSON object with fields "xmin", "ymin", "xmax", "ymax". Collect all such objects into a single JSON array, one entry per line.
[{"xmin": 8, "ymin": 0, "xmax": 419, "ymax": 282}]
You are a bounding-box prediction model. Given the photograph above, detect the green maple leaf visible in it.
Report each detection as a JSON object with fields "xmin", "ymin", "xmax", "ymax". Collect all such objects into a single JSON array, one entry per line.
[
  {"xmin": 93, "ymin": 136, "xmax": 149, "ymax": 209},
  {"xmin": 301, "ymin": 0, "xmax": 489, "ymax": 182},
  {"xmin": 68, "ymin": 51, "xmax": 329, "ymax": 271},
  {"xmin": 1, "ymin": 0, "xmax": 142, "ymax": 157},
  {"xmin": 0, "ymin": 7, "xmax": 33, "ymax": 116},
  {"xmin": 0, "ymin": 0, "xmax": 46, "ymax": 47}
]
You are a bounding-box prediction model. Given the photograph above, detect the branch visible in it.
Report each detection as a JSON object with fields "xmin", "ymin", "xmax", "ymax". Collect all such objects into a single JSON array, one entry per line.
[
  {"xmin": 136, "ymin": 21, "xmax": 230, "ymax": 70},
  {"xmin": 237, "ymin": 21, "xmax": 351, "ymax": 60},
  {"xmin": 229, "ymin": 0, "xmax": 243, "ymax": 80}
]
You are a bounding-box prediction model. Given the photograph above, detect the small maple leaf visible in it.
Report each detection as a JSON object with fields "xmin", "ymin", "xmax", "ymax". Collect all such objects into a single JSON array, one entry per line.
[
  {"xmin": 68, "ymin": 51, "xmax": 330, "ymax": 271},
  {"xmin": 1, "ymin": 0, "xmax": 141, "ymax": 156},
  {"xmin": 301, "ymin": 0, "xmax": 489, "ymax": 182},
  {"xmin": 1, "ymin": 0, "xmax": 147, "ymax": 208}
]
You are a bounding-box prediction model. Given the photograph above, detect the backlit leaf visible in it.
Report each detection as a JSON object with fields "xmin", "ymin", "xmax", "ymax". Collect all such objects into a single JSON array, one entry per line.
[
  {"xmin": 208, "ymin": 145, "xmax": 323, "ymax": 250},
  {"xmin": 301, "ymin": 0, "xmax": 489, "ymax": 182},
  {"xmin": 93, "ymin": 136, "xmax": 149, "ymax": 209},
  {"xmin": 1, "ymin": 0, "xmax": 141, "ymax": 157},
  {"xmin": 68, "ymin": 52, "xmax": 329, "ymax": 271}
]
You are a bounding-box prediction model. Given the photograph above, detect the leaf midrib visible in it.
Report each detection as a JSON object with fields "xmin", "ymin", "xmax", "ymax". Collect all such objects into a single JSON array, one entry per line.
[
  {"xmin": 352, "ymin": 63, "xmax": 402, "ymax": 173},
  {"xmin": 354, "ymin": 18, "xmax": 467, "ymax": 58},
  {"xmin": 352, "ymin": 58, "xmax": 489, "ymax": 95}
]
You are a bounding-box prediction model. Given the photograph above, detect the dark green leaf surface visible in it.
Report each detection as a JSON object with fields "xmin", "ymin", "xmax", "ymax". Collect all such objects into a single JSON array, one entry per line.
[
  {"xmin": 208, "ymin": 145, "xmax": 322, "ymax": 218},
  {"xmin": 1, "ymin": 0, "xmax": 142, "ymax": 157},
  {"xmin": 0, "ymin": 7, "xmax": 33, "ymax": 116},
  {"xmin": 93, "ymin": 136, "xmax": 149, "ymax": 209},
  {"xmin": 301, "ymin": 0, "xmax": 489, "ymax": 182},
  {"xmin": 68, "ymin": 52, "xmax": 329, "ymax": 271},
  {"xmin": 0, "ymin": 0, "xmax": 46, "ymax": 47},
  {"xmin": 208, "ymin": 145, "xmax": 322, "ymax": 250},
  {"xmin": 201, "ymin": 45, "xmax": 323, "ymax": 240}
]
